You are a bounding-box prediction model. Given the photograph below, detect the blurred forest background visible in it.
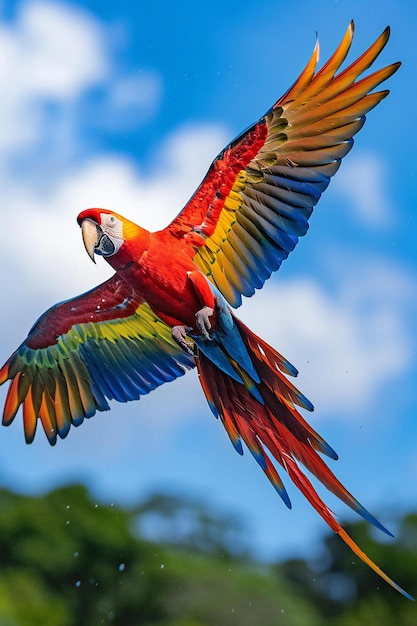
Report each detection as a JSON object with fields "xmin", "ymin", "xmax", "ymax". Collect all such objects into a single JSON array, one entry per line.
[{"xmin": 0, "ymin": 484, "xmax": 415, "ymax": 625}]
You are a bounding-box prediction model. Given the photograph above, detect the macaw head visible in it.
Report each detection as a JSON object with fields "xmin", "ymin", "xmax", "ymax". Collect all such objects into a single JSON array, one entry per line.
[{"xmin": 77, "ymin": 208, "xmax": 149, "ymax": 265}]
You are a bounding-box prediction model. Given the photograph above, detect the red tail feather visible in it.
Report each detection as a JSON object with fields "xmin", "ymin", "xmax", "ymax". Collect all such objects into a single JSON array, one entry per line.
[{"xmin": 195, "ymin": 318, "xmax": 413, "ymax": 599}]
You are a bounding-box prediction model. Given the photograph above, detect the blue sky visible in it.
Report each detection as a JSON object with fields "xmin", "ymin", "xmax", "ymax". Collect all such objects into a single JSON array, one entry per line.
[{"xmin": 0, "ymin": 0, "xmax": 416, "ymax": 568}]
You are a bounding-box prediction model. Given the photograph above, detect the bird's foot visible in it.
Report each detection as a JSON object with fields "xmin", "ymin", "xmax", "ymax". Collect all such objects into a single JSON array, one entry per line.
[
  {"xmin": 172, "ymin": 325, "xmax": 194, "ymax": 355},
  {"xmin": 195, "ymin": 306, "xmax": 214, "ymax": 340},
  {"xmin": 172, "ymin": 307, "xmax": 214, "ymax": 354}
]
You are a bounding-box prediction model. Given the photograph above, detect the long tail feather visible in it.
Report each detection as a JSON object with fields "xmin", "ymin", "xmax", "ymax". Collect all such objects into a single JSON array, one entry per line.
[
  {"xmin": 195, "ymin": 316, "xmax": 413, "ymax": 600},
  {"xmin": 337, "ymin": 528, "xmax": 414, "ymax": 601}
]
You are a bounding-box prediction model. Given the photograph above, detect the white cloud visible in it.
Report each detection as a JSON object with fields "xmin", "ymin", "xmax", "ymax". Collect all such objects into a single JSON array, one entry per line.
[
  {"xmin": 52, "ymin": 123, "xmax": 228, "ymax": 232},
  {"xmin": 0, "ymin": 1, "xmax": 161, "ymax": 162},
  {"xmin": 241, "ymin": 261, "xmax": 415, "ymax": 418},
  {"xmin": 332, "ymin": 152, "xmax": 393, "ymax": 228},
  {"xmin": 0, "ymin": 1, "xmax": 106, "ymax": 156},
  {"xmin": 0, "ymin": 123, "xmax": 229, "ymax": 320},
  {"xmin": 17, "ymin": 1, "xmax": 107, "ymax": 98}
]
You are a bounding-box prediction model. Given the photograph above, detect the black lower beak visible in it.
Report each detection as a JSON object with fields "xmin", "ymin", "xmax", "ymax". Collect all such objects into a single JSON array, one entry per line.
[{"xmin": 96, "ymin": 233, "xmax": 115, "ymax": 256}]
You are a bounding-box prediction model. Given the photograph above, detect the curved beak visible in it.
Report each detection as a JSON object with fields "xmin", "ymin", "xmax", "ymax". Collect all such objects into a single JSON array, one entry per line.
[{"xmin": 81, "ymin": 219, "xmax": 100, "ymax": 263}]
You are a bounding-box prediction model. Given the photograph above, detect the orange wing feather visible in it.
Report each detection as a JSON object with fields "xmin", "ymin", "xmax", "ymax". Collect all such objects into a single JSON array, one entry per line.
[{"xmin": 167, "ymin": 22, "xmax": 400, "ymax": 307}]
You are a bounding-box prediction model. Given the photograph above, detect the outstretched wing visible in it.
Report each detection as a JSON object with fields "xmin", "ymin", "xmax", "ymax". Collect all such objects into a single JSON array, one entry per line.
[
  {"xmin": 167, "ymin": 23, "xmax": 400, "ymax": 307},
  {"xmin": 0, "ymin": 275, "xmax": 194, "ymax": 444}
]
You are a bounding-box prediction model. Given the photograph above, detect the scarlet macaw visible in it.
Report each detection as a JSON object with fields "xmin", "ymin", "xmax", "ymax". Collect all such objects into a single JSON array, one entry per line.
[{"xmin": 1, "ymin": 23, "xmax": 412, "ymax": 598}]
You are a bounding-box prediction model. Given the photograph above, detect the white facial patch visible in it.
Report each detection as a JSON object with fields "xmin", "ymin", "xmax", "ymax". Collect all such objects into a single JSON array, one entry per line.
[{"xmin": 100, "ymin": 213, "xmax": 124, "ymax": 255}]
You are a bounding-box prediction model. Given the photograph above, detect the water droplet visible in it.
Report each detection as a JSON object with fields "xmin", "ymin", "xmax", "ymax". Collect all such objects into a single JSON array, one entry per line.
[
  {"xmin": 118, "ymin": 563, "xmax": 125, "ymax": 572},
  {"xmin": 75, "ymin": 580, "xmax": 81, "ymax": 587},
  {"xmin": 160, "ymin": 564, "xmax": 164, "ymax": 569}
]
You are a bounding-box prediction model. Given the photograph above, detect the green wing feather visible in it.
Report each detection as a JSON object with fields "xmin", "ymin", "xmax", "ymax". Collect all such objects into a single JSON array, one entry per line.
[{"xmin": 0, "ymin": 276, "xmax": 194, "ymax": 444}]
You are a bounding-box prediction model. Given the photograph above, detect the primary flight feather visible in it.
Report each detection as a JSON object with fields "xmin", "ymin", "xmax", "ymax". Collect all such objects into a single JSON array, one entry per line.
[{"xmin": 1, "ymin": 22, "xmax": 411, "ymax": 599}]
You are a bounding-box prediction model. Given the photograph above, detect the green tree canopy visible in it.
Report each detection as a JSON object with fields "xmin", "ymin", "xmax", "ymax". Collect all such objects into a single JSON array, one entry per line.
[{"xmin": 0, "ymin": 484, "xmax": 414, "ymax": 625}]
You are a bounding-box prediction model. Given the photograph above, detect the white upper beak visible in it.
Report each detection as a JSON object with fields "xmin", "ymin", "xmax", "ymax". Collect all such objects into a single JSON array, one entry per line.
[{"xmin": 81, "ymin": 219, "xmax": 99, "ymax": 263}]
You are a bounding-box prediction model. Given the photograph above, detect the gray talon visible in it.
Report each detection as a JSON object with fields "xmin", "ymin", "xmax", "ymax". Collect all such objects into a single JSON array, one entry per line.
[
  {"xmin": 195, "ymin": 306, "xmax": 214, "ymax": 340},
  {"xmin": 172, "ymin": 325, "xmax": 194, "ymax": 355}
]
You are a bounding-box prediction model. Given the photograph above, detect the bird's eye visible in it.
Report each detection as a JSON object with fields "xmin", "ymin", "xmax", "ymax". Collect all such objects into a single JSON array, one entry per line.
[{"xmin": 107, "ymin": 215, "xmax": 117, "ymax": 227}]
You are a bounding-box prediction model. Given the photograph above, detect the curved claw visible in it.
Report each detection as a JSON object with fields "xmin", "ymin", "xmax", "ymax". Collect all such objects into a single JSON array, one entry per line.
[
  {"xmin": 172, "ymin": 325, "xmax": 194, "ymax": 355},
  {"xmin": 195, "ymin": 306, "xmax": 214, "ymax": 340}
]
